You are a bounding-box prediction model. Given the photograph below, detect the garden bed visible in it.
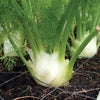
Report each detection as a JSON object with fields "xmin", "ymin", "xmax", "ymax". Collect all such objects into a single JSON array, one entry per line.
[{"xmin": 0, "ymin": 49, "xmax": 100, "ymax": 100}]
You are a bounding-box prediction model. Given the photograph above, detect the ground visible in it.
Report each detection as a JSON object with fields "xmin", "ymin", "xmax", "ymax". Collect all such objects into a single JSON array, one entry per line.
[{"xmin": 0, "ymin": 49, "xmax": 100, "ymax": 100}]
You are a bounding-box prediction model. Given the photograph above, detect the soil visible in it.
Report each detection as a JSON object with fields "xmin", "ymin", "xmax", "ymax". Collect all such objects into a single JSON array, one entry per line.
[{"xmin": 0, "ymin": 49, "xmax": 100, "ymax": 100}]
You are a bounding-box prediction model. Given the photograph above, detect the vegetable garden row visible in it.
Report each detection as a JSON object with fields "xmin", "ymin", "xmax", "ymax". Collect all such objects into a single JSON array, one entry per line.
[{"xmin": 0, "ymin": 0, "xmax": 100, "ymax": 99}]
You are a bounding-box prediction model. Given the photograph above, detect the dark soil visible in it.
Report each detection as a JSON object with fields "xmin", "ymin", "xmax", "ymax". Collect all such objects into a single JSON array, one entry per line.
[{"xmin": 0, "ymin": 50, "xmax": 100, "ymax": 100}]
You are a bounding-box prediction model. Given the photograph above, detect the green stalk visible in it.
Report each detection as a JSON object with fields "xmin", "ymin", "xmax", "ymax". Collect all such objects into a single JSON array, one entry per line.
[
  {"xmin": 21, "ymin": 0, "xmax": 44, "ymax": 51},
  {"xmin": 22, "ymin": 1, "xmax": 44, "ymax": 52},
  {"xmin": 29, "ymin": 21, "xmax": 44, "ymax": 52},
  {"xmin": 70, "ymin": 25, "xmax": 76, "ymax": 47},
  {"xmin": 12, "ymin": 0, "xmax": 43, "ymax": 57},
  {"xmin": 57, "ymin": 0, "xmax": 80, "ymax": 62},
  {"xmin": 66, "ymin": 42, "xmax": 71, "ymax": 55},
  {"xmin": 69, "ymin": 29, "xmax": 98, "ymax": 68},
  {"xmin": 76, "ymin": 7, "xmax": 82, "ymax": 41},
  {"xmin": 81, "ymin": 7, "xmax": 87, "ymax": 36},
  {"xmin": 92, "ymin": 7, "xmax": 100, "ymax": 30},
  {"xmin": 69, "ymin": 35, "xmax": 77, "ymax": 48},
  {"xmin": 82, "ymin": 23, "xmax": 86, "ymax": 36},
  {"xmin": 54, "ymin": 0, "xmax": 77, "ymax": 53},
  {"xmin": 22, "ymin": 23, "xmax": 39, "ymax": 58}
]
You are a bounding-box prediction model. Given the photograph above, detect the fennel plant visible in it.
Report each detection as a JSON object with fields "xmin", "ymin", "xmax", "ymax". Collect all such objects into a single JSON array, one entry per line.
[
  {"xmin": 3, "ymin": 0, "xmax": 99, "ymax": 87},
  {"xmin": 69, "ymin": 0, "xmax": 100, "ymax": 58},
  {"xmin": 0, "ymin": 0, "xmax": 26, "ymax": 57}
]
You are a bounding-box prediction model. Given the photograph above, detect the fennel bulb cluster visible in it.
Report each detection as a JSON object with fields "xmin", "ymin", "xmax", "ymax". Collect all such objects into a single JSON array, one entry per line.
[
  {"xmin": 27, "ymin": 48, "xmax": 71, "ymax": 87},
  {"xmin": 4, "ymin": 30, "xmax": 24, "ymax": 56},
  {"xmin": 71, "ymin": 31, "xmax": 98, "ymax": 58},
  {"xmin": 5, "ymin": 0, "xmax": 99, "ymax": 88}
]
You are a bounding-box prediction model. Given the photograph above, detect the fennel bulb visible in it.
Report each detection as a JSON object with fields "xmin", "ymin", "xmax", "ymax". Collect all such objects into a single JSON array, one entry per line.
[
  {"xmin": 4, "ymin": 30, "xmax": 24, "ymax": 56},
  {"xmin": 79, "ymin": 37, "xmax": 97, "ymax": 58},
  {"xmin": 71, "ymin": 31, "xmax": 98, "ymax": 58},
  {"xmin": 27, "ymin": 48, "xmax": 71, "ymax": 87}
]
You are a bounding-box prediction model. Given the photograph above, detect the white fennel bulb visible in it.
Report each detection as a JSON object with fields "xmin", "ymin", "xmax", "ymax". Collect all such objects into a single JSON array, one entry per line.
[
  {"xmin": 4, "ymin": 30, "xmax": 24, "ymax": 56},
  {"xmin": 79, "ymin": 36, "xmax": 97, "ymax": 58},
  {"xmin": 26, "ymin": 48, "xmax": 71, "ymax": 87},
  {"xmin": 71, "ymin": 31, "xmax": 98, "ymax": 58}
]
